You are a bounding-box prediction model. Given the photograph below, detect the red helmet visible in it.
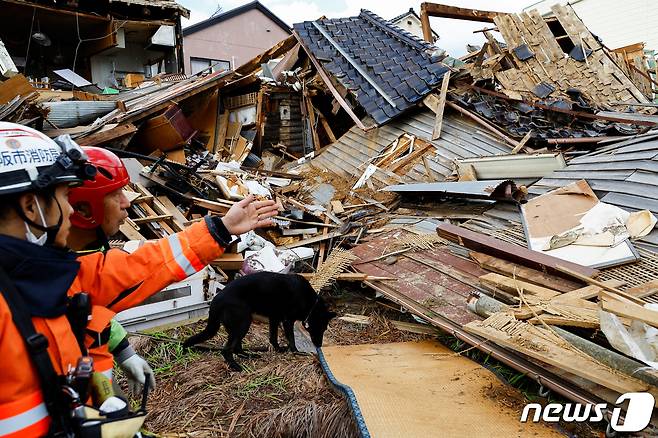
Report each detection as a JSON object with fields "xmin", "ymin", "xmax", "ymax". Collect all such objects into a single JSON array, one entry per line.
[{"xmin": 69, "ymin": 147, "xmax": 130, "ymax": 229}]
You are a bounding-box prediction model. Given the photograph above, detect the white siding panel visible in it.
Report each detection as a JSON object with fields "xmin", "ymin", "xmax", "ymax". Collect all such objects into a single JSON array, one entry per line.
[{"xmin": 524, "ymin": 0, "xmax": 658, "ymax": 51}]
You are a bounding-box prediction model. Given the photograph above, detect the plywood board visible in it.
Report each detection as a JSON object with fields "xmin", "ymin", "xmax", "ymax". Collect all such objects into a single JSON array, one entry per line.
[
  {"xmin": 0, "ymin": 74, "xmax": 33, "ymax": 104},
  {"xmin": 521, "ymin": 179, "xmax": 598, "ymax": 238},
  {"xmin": 322, "ymin": 341, "xmax": 565, "ymax": 438}
]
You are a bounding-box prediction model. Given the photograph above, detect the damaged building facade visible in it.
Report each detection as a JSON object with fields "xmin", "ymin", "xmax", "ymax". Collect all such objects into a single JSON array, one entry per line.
[{"xmin": 0, "ymin": 0, "xmax": 189, "ymax": 89}]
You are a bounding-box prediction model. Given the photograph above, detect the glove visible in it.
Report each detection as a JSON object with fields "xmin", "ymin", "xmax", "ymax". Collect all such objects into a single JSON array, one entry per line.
[{"xmin": 119, "ymin": 353, "xmax": 156, "ymax": 395}]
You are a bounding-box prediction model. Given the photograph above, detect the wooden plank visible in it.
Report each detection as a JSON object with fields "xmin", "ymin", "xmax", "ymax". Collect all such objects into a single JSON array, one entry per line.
[
  {"xmin": 305, "ymin": 94, "xmax": 321, "ymax": 152},
  {"xmin": 234, "ymin": 34, "xmax": 297, "ymax": 76},
  {"xmin": 215, "ymin": 111, "xmax": 230, "ymax": 154},
  {"xmin": 119, "ymin": 221, "xmax": 145, "ymax": 241},
  {"xmin": 192, "ymin": 197, "xmax": 232, "ymax": 214},
  {"xmin": 421, "ymin": 2, "xmax": 505, "ymax": 22},
  {"xmin": 156, "ymin": 196, "xmax": 188, "ymax": 229},
  {"xmin": 479, "ymin": 273, "xmax": 561, "ymax": 301},
  {"xmin": 318, "ymin": 113, "xmax": 337, "ymax": 143},
  {"xmin": 390, "ymin": 320, "xmax": 440, "ymax": 335},
  {"xmin": 470, "ymin": 251, "xmax": 580, "ymax": 293},
  {"xmin": 511, "ymin": 130, "xmax": 533, "ymax": 154},
  {"xmin": 437, "ymin": 223, "xmax": 600, "ymax": 279},
  {"xmin": 552, "ymin": 285, "xmax": 603, "ymax": 302},
  {"xmin": 625, "ymin": 280, "xmax": 658, "ymax": 299},
  {"xmin": 131, "ymin": 214, "xmax": 173, "ymax": 224},
  {"xmin": 210, "ymin": 253, "xmax": 244, "ymax": 271},
  {"xmin": 331, "ymin": 200, "xmax": 345, "ymax": 214},
  {"xmin": 600, "ymin": 291, "xmax": 658, "ymax": 328},
  {"xmin": 77, "ymin": 123, "xmax": 137, "ymax": 147},
  {"xmin": 465, "ymin": 317, "xmax": 658, "ymax": 400},
  {"xmin": 555, "ymin": 266, "xmax": 645, "ymax": 304},
  {"xmin": 0, "ymin": 74, "xmax": 34, "ymax": 104},
  {"xmin": 375, "ymin": 136, "xmax": 413, "ymax": 168},
  {"xmin": 316, "ymin": 216, "xmax": 331, "ymax": 268},
  {"xmin": 388, "ymin": 140, "xmax": 434, "ymax": 174},
  {"xmin": 281, "ymin": 231, "xmax": 343, "ymax": 249},
  {"xmin": 431, "ymin": 71, "xmax": 451, "ymax": 140},
  {"xmin": 419, "ymin": 5, "xmax": 433, "ymax": 42}
]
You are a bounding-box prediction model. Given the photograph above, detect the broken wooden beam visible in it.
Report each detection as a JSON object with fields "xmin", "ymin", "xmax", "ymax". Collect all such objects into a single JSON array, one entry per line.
[
  {"xmin": 445, "ymin": 101, "xmax": 521, "ymax": 149},
  {"xmin": 437, "ymin": 223, "xmax": 600, "ymax": 280},
  {"xmin": 600, "ymin": 291, "xmax": 658, "ymax": 328},
  {"xmin": 479, "ymin": 273, "xmax": 561, "ymax": 301},
  {"xmin": 555, "ymin": 265, "xmax": 644, "ymax": 304},
  {"xmin": 431, "ymin": 71, "xmax": 451, "ymax": 140},
  {"xmin": 293, "ymin": 30, "xmax": 371, "ymax": 131},
  {"xmin": 77, "ymin": 123, "xmax": 137, "ymax": 147},
  {"xmin": 281, "ymin": 231, "xmax": 343, "ymax": 249},
  {"xmin": 470, "ymin": 252, "xmax": 581, "ymax": 293},
  {"xmin": 420, "ymin": 2, "xmax": 505, "ymax": 23}
]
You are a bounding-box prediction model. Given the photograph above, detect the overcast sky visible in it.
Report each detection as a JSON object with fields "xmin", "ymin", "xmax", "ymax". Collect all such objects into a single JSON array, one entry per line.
[{"xmin": 177, "ymin": 0, "xmax": 533, "ymax": 56}]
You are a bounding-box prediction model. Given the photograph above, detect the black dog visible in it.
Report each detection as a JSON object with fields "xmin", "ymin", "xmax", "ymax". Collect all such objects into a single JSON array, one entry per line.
[{"xmin": 183, "ymin": 271, "xmax": 336, "ymax": 371}]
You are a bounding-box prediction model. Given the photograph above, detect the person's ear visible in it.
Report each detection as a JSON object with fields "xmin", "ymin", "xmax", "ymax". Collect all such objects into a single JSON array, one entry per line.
[
  {"xmin": 73, "ymin": 201, "xmax": 92, "ymax": 218},
  {"xmin": 18, "ymin": 193, "xmax": 40, "ymax": 222}
]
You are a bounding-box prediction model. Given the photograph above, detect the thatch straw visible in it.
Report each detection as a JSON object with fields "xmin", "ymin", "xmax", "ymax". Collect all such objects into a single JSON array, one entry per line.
[{"xmin": 117, "ymin": 321, "xmax": 360, "ymax": 437}]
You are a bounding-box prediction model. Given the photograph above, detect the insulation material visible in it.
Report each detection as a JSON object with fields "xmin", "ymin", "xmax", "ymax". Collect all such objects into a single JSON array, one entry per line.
[
  {"xmin": 521, "ymin": 180, "xmax": 639, "ymax": 268},
  {"xmin": 600, "ymin": 308, "xmax": 658, "ymax": 369},
  {"xmin": 241, "ymin": 246, "xmax": 291, "ymax": 275},
  {"xmin": 321, "ymin": 341, "xmax": 565, "ymax": 438}
]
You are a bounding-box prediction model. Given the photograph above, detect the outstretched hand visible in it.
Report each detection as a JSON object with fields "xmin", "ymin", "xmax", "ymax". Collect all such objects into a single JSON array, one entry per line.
[{"xmin": 221, "ymin": 195, "xmax": 280, "ymax": 235}]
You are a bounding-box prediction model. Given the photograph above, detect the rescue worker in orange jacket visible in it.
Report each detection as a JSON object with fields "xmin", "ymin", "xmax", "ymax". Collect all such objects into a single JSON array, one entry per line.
[
  {"xmin": 66, "ymin": 146, "xmax": 154, "ymax": 394},
  {"xmin": 0, "ymin": 122, "xmax": 279, "ymax": 437}
]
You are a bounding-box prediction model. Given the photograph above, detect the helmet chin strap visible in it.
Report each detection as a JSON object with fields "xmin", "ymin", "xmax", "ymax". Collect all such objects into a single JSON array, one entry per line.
[{"xmin": 17, "ymin": 196, "xmax": 64, "ymax": 246}]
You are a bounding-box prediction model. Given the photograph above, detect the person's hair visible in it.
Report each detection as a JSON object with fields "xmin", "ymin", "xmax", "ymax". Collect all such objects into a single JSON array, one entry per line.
[{"xmin": 0, "ymin": 187, "xmax": 57, "ymax": 222}]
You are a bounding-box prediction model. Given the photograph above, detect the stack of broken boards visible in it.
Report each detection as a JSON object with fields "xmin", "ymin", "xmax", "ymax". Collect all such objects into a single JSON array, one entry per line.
[
  {"xmin": 435, "ymin": 223, "xmax": 658, "ymax": 407},
  {"xmin": 469, "ymin": 4, "xmax": 652, "ymax": 108},
  {"xmin": 117, "ymin": 181, "xmax": 243, "ymax": 276}
]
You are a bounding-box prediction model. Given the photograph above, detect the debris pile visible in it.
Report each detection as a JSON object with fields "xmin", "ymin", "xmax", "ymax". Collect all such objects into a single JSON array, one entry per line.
[{"xmin": 4, "ymin": 1, "xmax": 658, "ymax": 434}]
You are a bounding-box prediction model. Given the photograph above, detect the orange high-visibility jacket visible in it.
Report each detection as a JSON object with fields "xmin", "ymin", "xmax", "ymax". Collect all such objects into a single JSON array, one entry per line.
[{"xmin": 0, "ymin": 219, "xmax": 226, "ymax": 437}]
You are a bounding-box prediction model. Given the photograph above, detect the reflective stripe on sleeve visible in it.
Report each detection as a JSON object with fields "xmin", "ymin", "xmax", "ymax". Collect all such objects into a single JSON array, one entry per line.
[{"xmin": 166, "ymin": 234, "xmax": 201, "ymax": 277}]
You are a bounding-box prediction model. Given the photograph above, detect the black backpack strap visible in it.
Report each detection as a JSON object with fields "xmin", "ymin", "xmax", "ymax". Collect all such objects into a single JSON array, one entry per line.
[{"xmin": 0, "ymin": 266, "xmax": 72, "ymax": 436}]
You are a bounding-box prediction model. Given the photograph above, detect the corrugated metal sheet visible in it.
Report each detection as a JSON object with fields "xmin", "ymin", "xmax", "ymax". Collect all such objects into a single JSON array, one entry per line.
[
  {"xmin": 529, "ymin": 131, "xmax": 658, "ymax": 247},
  {"xmin": 43, "ymin": 101, "xmax": 118, "ymax": 128},
  {"xmin": 311, "ymin": 107, "xmax": 513, "ymax": 184}
]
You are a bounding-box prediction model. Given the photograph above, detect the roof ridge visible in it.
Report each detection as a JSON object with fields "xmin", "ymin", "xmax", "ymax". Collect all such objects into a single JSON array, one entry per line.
[
  {"xmin": 358, "ymin": 9, "xmax": 432, "ymax": 53},
  {"xmin": 390, "ymin": 7, "xmax": 415, "ymax": 24},
  {"xmin": 183, "ymin": 0, "xmax": 290, "ymax": 36}
]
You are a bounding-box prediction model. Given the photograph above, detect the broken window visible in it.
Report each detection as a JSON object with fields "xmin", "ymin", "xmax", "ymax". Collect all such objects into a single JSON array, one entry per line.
[
  {"xmin": 190, "ymin": 57, "xmax": 230, "ymax": 75},
  {"xmin": 545, "ymin": 18, "xmax": 575, "ymax": 55}
]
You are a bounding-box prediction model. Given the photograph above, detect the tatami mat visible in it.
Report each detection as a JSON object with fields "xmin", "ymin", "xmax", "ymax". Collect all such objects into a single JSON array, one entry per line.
[{"xmin": 322, "ymin": 340, "xmax": 565, "ymax": 438}]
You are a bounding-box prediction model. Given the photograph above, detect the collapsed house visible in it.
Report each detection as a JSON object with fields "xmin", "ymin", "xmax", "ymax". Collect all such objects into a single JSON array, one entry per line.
[{"xmin": 3, "ymin": 1, "xmax": 658, "ymax": 435}]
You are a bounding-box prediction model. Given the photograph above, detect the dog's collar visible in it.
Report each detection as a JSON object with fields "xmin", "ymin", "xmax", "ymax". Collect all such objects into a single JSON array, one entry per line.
[{"xmin": 303, "ymin": 296, "xmax": 320, "ymax": 328}]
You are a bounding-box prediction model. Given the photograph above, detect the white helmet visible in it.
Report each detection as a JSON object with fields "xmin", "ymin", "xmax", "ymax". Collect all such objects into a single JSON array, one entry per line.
[{"xmin": 0, "ymin": 122, "xmax": 96, "ymax": 196}]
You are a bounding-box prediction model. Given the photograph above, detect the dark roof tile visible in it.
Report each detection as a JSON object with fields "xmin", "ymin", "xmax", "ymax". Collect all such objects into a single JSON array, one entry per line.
[{"xmin": 295, "ymin": 9, "xmax": 447, "ymax": 125}]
